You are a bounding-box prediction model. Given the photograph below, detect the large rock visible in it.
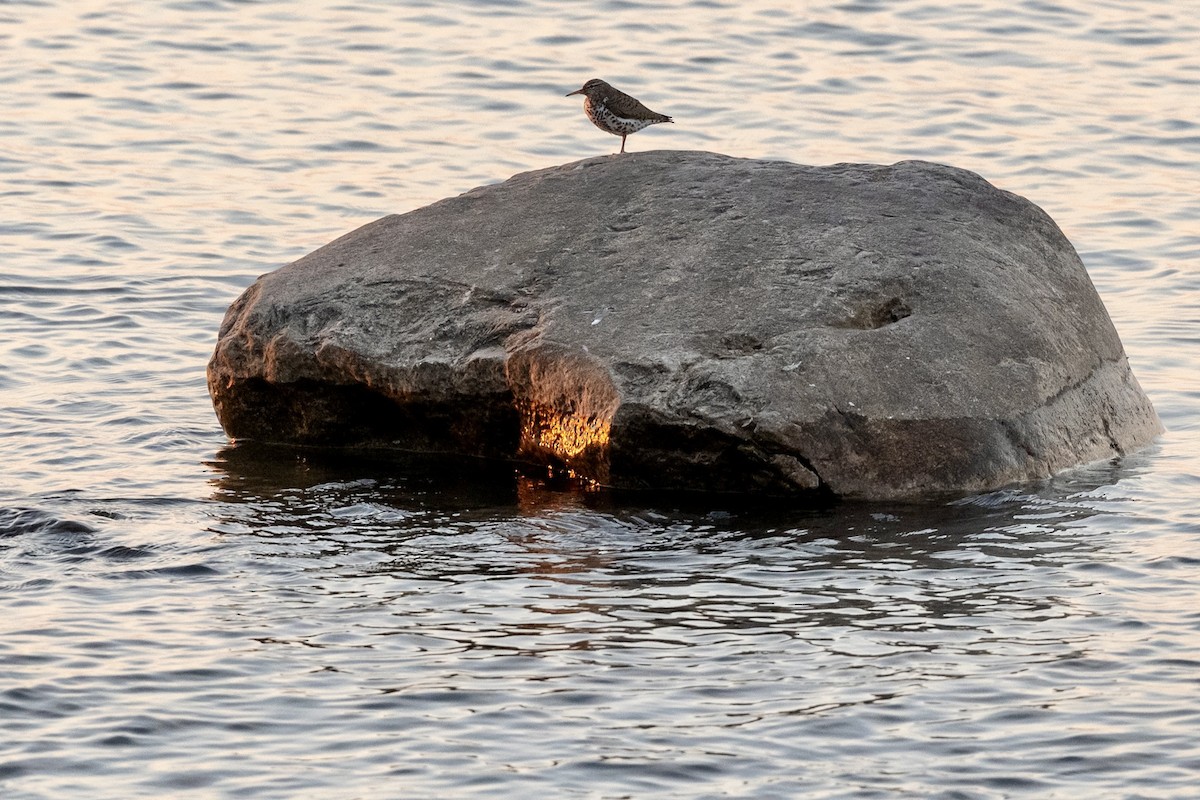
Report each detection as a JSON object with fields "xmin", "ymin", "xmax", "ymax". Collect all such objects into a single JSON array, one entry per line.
[{"xmin": 207, "ymin": 151, "xmax": 1160, "ymax": 500}]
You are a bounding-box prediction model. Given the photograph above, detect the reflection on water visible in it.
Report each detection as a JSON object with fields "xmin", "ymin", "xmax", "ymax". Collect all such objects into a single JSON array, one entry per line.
[
  {"xmin": 5, "ymin": 442, "xmax": 1197, "ymax": 796},
  {"xmin": 3, "ymin": 0, "xmax": 1200, "ymax": 796},
  {"xmin": 207, "ymin": 442, "xmax": 523, "ymax": 508},
  {"xmin": 156, "ymin": 446, "xmax": 1197, "ymax": 797},
  {"xmin": 204, "ymin": 439, "xmax": 1133, "ymax": 634}
]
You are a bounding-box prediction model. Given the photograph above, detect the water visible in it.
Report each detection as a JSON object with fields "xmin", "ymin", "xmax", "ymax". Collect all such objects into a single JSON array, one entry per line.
[{"xmin": 2, "ymin": 0, "xmax": 1199, "ymax": 796}]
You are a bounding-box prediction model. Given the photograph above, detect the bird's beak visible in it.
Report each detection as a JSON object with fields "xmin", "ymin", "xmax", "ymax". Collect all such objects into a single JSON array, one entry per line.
[{"xmin": 565, "ymin": 88, "xmax": 582, "ymax": 97}]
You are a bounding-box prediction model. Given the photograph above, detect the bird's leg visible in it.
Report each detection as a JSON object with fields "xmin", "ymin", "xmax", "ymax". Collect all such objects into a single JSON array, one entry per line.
[{"xmin": 620, "ymin": 134, "xmax": 626, "ymax": 154}]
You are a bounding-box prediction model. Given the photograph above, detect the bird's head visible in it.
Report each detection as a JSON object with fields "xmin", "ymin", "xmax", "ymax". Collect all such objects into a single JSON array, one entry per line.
[{"xmin": 566, "ymin": 78, "xmax": 610, "ymax": 98}]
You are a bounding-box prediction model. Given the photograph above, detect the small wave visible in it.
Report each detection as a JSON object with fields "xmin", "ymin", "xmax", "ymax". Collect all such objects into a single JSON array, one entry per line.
[
  {"xmin": 0, "ymin": 508, "xmax": 96, "ymax": 538},
  {"xmin": 109, "ymin": 563, "xmax": 221, "ymax": 579},
  {"xmin": 314, "ymin": 139, "xmax": 386, "ymax": 152}
]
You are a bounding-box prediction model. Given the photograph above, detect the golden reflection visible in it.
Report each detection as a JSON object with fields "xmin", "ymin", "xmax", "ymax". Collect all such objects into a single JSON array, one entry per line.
[
  {"xmin": 507, "ymin": 347, "xmax": 620, "ymax": 483},
  {"xmin": 509, "ymin": 477, "xmax": 617, "ymax": 588},
  {"xmin": 520, "ymin": 400, "xmax": 612, "ymax": 460},
  {"xmin": 515, "ymin": 470, "xmax": 607, "ymax": 515}
]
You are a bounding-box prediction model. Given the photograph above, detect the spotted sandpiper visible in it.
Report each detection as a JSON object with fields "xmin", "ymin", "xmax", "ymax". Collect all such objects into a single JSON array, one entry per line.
[{"xmin": 566, "ymin": 79, "xmax": 673, "ymax": 154}]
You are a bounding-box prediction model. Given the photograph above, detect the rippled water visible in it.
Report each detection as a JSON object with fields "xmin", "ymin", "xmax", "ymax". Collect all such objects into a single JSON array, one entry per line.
[{"xmin": 3, "ymin": 1, "xmax": 1199, "ymax": 797}]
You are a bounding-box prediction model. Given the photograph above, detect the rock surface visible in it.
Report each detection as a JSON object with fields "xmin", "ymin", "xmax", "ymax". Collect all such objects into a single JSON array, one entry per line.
[{"xmin": 207, "ymin": 151, "xmax": 1161, "ymax": 500}]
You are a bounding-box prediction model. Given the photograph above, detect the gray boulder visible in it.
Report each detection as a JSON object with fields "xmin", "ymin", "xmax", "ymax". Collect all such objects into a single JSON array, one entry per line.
[{"xmin": 207, "ymin": 151, "xmax": 1160, "ymax": 500}]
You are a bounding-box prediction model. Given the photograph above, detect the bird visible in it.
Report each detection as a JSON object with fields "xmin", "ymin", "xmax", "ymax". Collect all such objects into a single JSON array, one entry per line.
[{"xmin": 566, "ymin": 78, "xmax": 673, "ymax": 154}]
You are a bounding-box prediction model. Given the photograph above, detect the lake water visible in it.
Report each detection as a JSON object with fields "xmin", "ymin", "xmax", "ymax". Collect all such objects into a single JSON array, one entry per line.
[{"xmin": 3, "ymin": 0, "xmax": 1199, "ymax": 797}]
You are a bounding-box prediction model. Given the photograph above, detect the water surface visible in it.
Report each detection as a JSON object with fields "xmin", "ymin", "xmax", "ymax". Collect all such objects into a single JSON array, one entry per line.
[{"xmin": 3, "ymin": 1, "xmax": 1199, "ymax": 797}]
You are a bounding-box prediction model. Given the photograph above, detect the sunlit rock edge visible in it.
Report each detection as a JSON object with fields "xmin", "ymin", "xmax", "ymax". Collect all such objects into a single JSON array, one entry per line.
[{"xmin": 207, "ymin": 150, "xmax": 1161, "ymax": 501}]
